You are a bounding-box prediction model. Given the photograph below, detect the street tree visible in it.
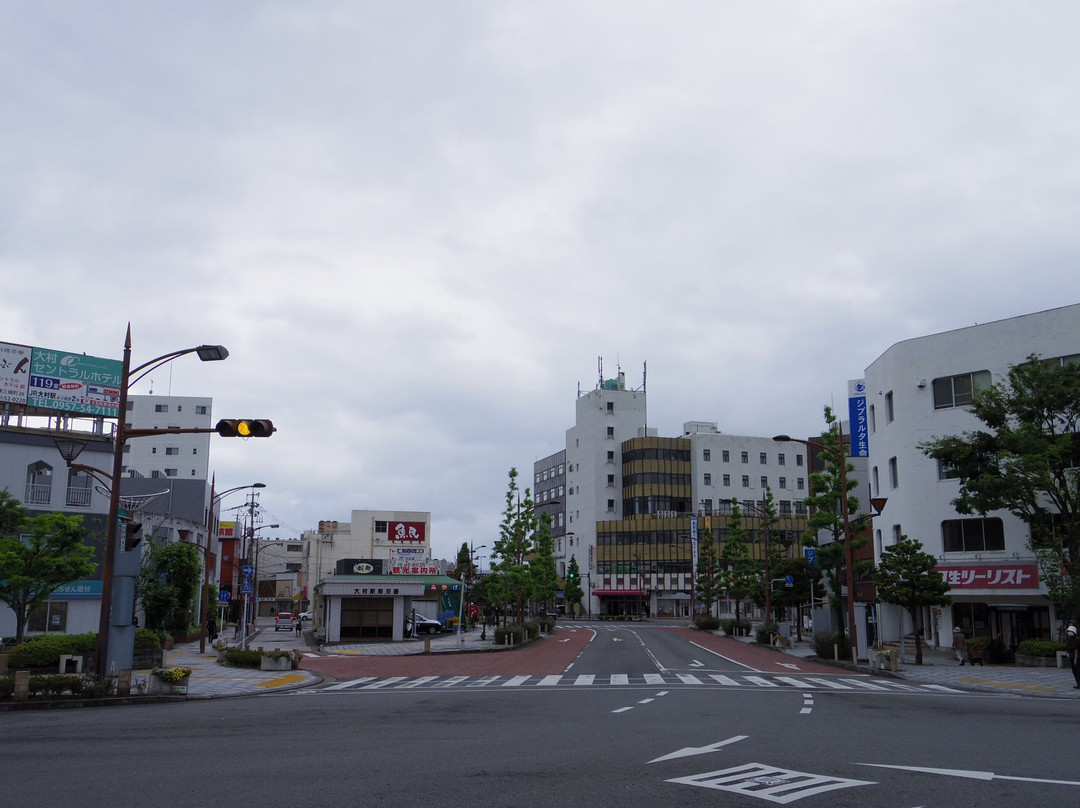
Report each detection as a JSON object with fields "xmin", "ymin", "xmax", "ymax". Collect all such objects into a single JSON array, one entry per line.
[
  {"xmin": 873, "ymin": 534, "xmax": 951, "ymax": 665},
  {"xmin": 717, "ymin": 502, "xmax": 758, "ymax": 624},
  {"xmin": 745, "ymin": 488, "xmax": 783, "ymax": 621},
  {"xmin": 921, "ymin": 354, "xmax": 1080, "ymax": 625},
  {"xmin": 489, "ymin": 468, "xmax": 538, "ymax": 625},
  {"xmin": 0, "ymin": 490, "xmax": 96, "ymax": 643},
  {"xmin": 694, "ymin": 528, "xmax": 723, "ymax": 618},
  {"xmin": 770, "ymin": 557, "xmax": 819, "ymax": 641},
  {"xmin": 564, "ymin": 554, "xmax": 585, "ymax": 616},
  {"xmin": 453, "ymin": 542, "xmax": 475, "ymax": 581},
  {"xmin": 802, "ymin": 406, "xmax": 870, "ymax": 640},
  {"xmin": 529, "ymin": 512, "xmax": 559, "ymax": 613},
  {"xmin": 139, "ymin": 538, "xmax": 202, "ymax": 632}
]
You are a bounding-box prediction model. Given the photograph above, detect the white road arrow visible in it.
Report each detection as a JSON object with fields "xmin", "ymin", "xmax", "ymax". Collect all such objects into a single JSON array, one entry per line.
[
  {"xmin": 777, "ymin": 662, "xmax": 801, "ymax": 670},
  {"xmin": 858, "ymin": 764, "xmax": 1080, "ymax": 787},
  {"xmin": 647, "ymin": 735, "xmax": 748, "ymax": 764},
  {"xmin": 688, "ymin": 659, "xmax": 704, "ymax": 667}
]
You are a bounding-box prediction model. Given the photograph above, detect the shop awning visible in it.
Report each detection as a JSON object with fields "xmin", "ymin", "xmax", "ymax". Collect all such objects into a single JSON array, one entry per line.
[{"xmin": 593, "ymin": 589, "xmax": 644, "ymax": 597}]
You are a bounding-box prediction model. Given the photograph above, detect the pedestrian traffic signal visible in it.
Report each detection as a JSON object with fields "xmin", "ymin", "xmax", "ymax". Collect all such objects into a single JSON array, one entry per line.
[{"xmin": 215, "ymin": 419, "xmax": 275, "ymax": 438}]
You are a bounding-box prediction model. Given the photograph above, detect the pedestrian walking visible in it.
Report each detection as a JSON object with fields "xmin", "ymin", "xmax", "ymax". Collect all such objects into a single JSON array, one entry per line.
[
  {"xmin": 207, "ymin": 615, "xmax": 218, "ymax": 643},
  {"xmin": 952, "ymin": 626, "xmax": 970, "ymax": 665},
  {"xmin": 295, "ymin": 616, "xmax": 303, "ymax": 638},
  {"xmin": 1066, "ymin": 625, "xmax": 1080, "ymax": 689}
]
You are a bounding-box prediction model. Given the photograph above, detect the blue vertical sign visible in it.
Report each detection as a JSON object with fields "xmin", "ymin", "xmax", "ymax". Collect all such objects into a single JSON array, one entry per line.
[{"xmin": 848, "ymin": 379, "xmax": 869, "ymax": 458}]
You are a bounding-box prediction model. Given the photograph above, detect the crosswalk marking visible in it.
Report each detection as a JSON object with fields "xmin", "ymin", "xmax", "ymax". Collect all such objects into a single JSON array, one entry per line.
[{"xmin": 315, "ymin": 673, "xmax": 967, "ymax": 696}]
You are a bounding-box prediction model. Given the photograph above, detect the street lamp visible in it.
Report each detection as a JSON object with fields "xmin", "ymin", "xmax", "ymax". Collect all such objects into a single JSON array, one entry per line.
[
  {"xmin": 199, "ymin": 481, "xmax": 265, "ymax": 652},
  {"xmin": 71, "ymin": 326, "xmax": 229, "ymax": 678},
  {"xmin": 458, "ymin": 542, "xmax": 486, "ymax": 644},
  {"xmin": 774, "ymin": 429, "xmax": 859, "ymax": 659}
]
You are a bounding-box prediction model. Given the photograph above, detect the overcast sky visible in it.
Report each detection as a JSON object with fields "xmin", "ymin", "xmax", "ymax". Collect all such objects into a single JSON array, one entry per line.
[{"xmin": 4, "ymin": 2, "xmax": 1080, "ymax": 562}]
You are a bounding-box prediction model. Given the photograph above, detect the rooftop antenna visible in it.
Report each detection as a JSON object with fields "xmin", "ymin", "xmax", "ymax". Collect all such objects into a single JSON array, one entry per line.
[
  {"xmin": 643, "ymin": 361, "xmax": 648, "ymax": 431},
  {"xmin": 597, "ymin": 356, "xmax": 603, "ymax": 389}
]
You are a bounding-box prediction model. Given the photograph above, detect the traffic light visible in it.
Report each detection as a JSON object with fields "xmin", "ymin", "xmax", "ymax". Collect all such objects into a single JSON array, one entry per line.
[
  {"xmin": 568, "ymin": 571, "xmax": 576, "ymax": 579},
  {"xmin": 215, "ymin": 419, "xmax": 275, "ymax": 438},
  {"xmin": 124, "ymin": 521, "xmax": 143, "ymax": 551}
]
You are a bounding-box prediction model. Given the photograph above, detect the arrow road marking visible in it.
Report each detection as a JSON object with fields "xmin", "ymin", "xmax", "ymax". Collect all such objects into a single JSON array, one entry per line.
[
  {"xmin": 857, "ymin": 764, "xmax": 1080, "ymax": 787},
  {"xmin": 689, "ymin": 659, "xmax": 705, "ymax": 667},
  {"xmin": 648, "ymin": 735, "xmax": 748, "ymax": 764},
  {"xmin": 777, "ymin": 662, "xmax": 801, "ymax": 670}
]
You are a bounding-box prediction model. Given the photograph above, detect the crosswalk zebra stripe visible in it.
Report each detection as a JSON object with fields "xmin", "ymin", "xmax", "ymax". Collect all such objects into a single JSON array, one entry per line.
[
  {"xmin": 361, "ymin": 676, "xmax": 407, "ymax": 689},
  {"xmin": 397, "ymin": 676, "xmax": 440, "ymax": 689},
  {"xmin": 839, "ymin": 678, "xmax": 890, "ymax": 690},
  {"xmin": 644, "ymin": 673, "xmax": 666, "ymax": 685},
  {"xmin": 467, "ymin": 676, "xmax": 501, "ymax": 687},
  {"xmin": 676, "ymin": 674, "xmax": 703, "ymax": 685},
  {"xmin": 743, "ymin": 676, "xmax": 779, "ymax": 688},
  {"xmin": 805, "ymin": 677, "xmax": 855, "ymax": 689},
  {"xmin": 537, "ymin": 675, "xmax": 563, "ymax": 686},
  {"xmin": 708, "ymin": 674, "xmax": 743, "ymax": 687},
  {"xmin": 574, "ymin": 674, "xmax": 595, "ymax": 686},
  {"xmin": 610, "ymin": 674, "xmax": 629, "ymax": 685},
  {"xmin": 774, "ymin": 676, "xmax": 813, "ymax": 688},
  {"xmin": 502, "ymin": 676, "xmax": 531, "ymax": 687},
  {"xmin": 324, "ymin": 677, "xmax": 376, "ymax": 690},
  {"xmin": 433, "ymin": 675, "xmax": 469, "ymax": 688}
]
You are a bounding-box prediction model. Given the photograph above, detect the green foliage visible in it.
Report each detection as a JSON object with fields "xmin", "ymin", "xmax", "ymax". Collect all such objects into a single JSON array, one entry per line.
[
  {"xmin": 223, "ymin": 648, "xmax": 261, "ymax": 667},
  {"xmin": 140, "ymin": 539, "xmax": 202, "ymax": 631},
  {"xmin": 6, "ymin": 632, "xmax": 96, "ymax": 669},
  {"xmin": 694, "ymin": 615, "xmax": 720, "ymax": 631},
  {"xmin": 694, "ymin": 529, "xmax": 724, "ymax": 616},
  {"xmin": 719, "ymin": 617, "xmax": 751, "ymax": 636},
  {"xmin": 922, "ymin": 355, "xmax": 1080, "ymax": 623},
  {"xmin": 0, "ymin": 676, "xmax": 13, "ymax": 698},
  {"xmin": 756, "ymin": 622, "xmax": 779, "ymax": 644},
  {"xmin": 717, "ymin": 503, "xmax": 758, "ymax": 622},
  {"xmin": 134, "ymin": 628, "xmax": 162, "ymax": 649},
  {"xmin": 489, "ymin": 469, "xmax": 540, "ymax": 623},
  {"xmin": 966, "ymin": 636, "xmax": 991, "ymax": 652},
  {"xmin": 563, "ymin": 555, "xmax": 585, "ymax": 613},
  {"xmin": 813, "ymin": 630, "xmax": 852, "ymax": 659},
  {"xmin": 801, "ymin": 407, "xmax": 870, "ymax": 639},
  {"xmin": 873, "ymin": 534, "xmax": 950, "ymax": 665},
  {"xmin": 493, "ymin": 623, "xmax": 526, "ymax": 646},
  {"xmin": 0, "ymin": 490, "xmax": 97, "ymax": 643},
  {"xmin": 529, "ymin": 513, "xmax": 559, "ymax": 611},
  {"xmin": 1017, "ymin": 639, "xmax": 1066, "ymax": 657}
]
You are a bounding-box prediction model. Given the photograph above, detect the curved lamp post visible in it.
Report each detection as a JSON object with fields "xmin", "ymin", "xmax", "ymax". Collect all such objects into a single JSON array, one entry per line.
[
  {"xmin": 96, "ymin": 325, "xmax": 228, "ymax": 677},
  {"xmin": 773, "ymin": 430, "xmax": 859, "ymax": 658}
]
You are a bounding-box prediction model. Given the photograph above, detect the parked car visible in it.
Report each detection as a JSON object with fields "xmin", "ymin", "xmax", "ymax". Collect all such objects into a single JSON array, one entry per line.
[
  {"xmin": 408, "ymin": 615, "xmax": 443, "ymax": 635},
  {"xmin": 274, "ymin": 612, "xmax": 296, "ymax": 631},
  {"xmin": 298, "ymin": 611, "xmax": 312, "ymax": 620}
]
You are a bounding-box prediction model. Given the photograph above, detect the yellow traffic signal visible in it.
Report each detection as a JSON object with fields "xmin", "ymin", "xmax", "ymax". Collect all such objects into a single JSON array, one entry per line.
[{"xmin": 215, "ymin": 419, "xmax": 275, "ymax": 437}]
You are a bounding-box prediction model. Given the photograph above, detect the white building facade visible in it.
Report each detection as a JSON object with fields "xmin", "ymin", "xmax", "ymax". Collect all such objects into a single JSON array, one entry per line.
[
  {"xmin": 123, "ymin": 394, "xmax": 213, "ymax": 480},
  {"xmin": 865, "ymin": 304, "xmax": 1080, "ymax": 651}
]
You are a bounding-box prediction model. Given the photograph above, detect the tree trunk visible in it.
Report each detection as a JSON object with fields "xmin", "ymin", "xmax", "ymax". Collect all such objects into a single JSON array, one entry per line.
[{"xmin": 909, "ymin": 608, "xmax": 924, "ymax": 665}]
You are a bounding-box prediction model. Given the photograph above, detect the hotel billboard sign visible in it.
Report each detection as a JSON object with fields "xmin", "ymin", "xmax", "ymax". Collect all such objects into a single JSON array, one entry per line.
[{"xmin": 1, "ymin": 340, "xmax": 123, "ymax": 417}]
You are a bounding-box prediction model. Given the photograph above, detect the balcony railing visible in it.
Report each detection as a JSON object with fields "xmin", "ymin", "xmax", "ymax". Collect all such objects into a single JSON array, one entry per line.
[
  {"xmin": 65, "ymin": 486, "xmax": 93, "ymax": 508},
  {"xmin": 25, "ymin": 483, "xmax": 52, "ymax": 505}
]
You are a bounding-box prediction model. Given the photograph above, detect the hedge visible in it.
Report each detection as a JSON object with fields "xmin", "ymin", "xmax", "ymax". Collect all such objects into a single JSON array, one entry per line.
[
  {"xmin": 1016, "ymin": 640, "xmax": 1065, "ymax": 658},
  {"xmin": 5, "ymin": 633, "xmax": 97, "ymax": 669}
]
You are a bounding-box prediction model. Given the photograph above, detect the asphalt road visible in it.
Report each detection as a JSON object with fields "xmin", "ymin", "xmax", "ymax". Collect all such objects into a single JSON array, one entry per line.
[{"xmin": 4, "ymin": 623, "xmax": 1079, "ymax": 807}]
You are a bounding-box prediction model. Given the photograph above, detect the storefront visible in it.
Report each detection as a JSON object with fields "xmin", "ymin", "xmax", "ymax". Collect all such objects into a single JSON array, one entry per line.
[
  {"xmin": 317, "ymin": 574, "xmax": 463, "ymax": 643},
  {"xmin": 937, "ymin": 562, "xmax": 1051, "ymax": 650}
]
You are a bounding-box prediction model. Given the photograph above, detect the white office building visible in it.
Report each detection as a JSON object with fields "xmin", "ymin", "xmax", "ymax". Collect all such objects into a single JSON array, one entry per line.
[{"xmin": 864, "ymin": 304, "xmax": 1080, "ymax": 651}]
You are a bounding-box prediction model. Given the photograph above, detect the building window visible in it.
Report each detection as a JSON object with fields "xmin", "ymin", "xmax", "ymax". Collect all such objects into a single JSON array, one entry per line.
[
  {"xmin": 703, "ymin": 449, "xmax": 711, "ymax": 462},
  {"xmin": 869, "ymin": 404, "xmax": 876, "ymax": 434},
  {"xmin": 196, "ymin": 405, "xmax": 208, "ymax": 415},
  {"xmin": 722, "ymin": 450, "xmax": 730, "ymax": 462},
  {"xmin": 607, "ymin": 451, "xmax": 615, "ymax": 463},
  {"xmin": 375, "ymin": 521, "xmax": 388, "ymax": 533},
  {"xmin": 606, "ymin": 402, "xmax": 614, "ymax": 413},
  {"xmin": 933, "ymin": 370, "xmax": 991, "ymax": 410},
  {"xmin": 741, "ymin": 451, "xmax": 749, "ymax": 463},
  {"xmin": 778, "ymin": 477, "xmax": 787, "ymax": 489},
  {"xmin": 796, "ymin": 478, "xmax": 805, "ymax": 490},
  {"xmin": 164, "ymin": 468, "xmax": 177, "ymax": 477},
  {"xmin": 888, "ymin": 457, "xmax": 898, "ymax": 488},
  {"xmin": 760, "ymin": 476, "xmax": 768, "ymax": 488},
  {"xmin": 701, "ymin": 498, "xmax": 713, "ymax": 513},
  {"xmin": 155, "ymin": 404, "xmax": 168, "ymax": 413},
  {"xmin": 741, "ymin": 475, "xmax": 750, "ymax": 487},
  {"xmin": 885, "ymin": 391, "xmax": 894, "ymax": 423},
  {"xmin": 794, "ymin": 502, "xmax": 807, "ymax": 515},
  {"xmin": 606, "ymin": 427, "xmax": 615, "ymax": 438},
  {"xmin": 778, "ymin": 453, "xmax": 785, "ymax": 466},
  {"xmin": 607, "ymin": 499, "xmax": 616, "ymax": 512},
  {"xmin": 942, "ymin": 518, "xmax": 1005, "ymax": 552},
  {"xmin": 796, "ymin": 454, "xmax": 804, "ymax": 467},
  {"xmin": 938, "ymin": 460, "xmax": 960, "ymax": 480},
  {"xmin": 778, "ymin": 500, "xmax": 792, "ymax": 515},
  {"xmin": 165, "ymin": 447, "xmax": 179, "ymax": 456},
  {"xmin": 873, "ymin": 466, "xmax": 880, "ymax": 496},
  {"xmin": 703, "ymin": 473, "xmax": 712, "ymax": 486},
  {"xmin": 722, "ymin": 474, "xmax": 731, "ymax": 487},
  {"xmin": 607, "ymin": 474, "xmax": 616, "ymax": 487},
  {"xmin": 759, "ymin": 452, "xmax": 767, "ymax": 464},
  {"xmin": 192, "ymin": 448, "xmax": 198, "ymax": 455}
]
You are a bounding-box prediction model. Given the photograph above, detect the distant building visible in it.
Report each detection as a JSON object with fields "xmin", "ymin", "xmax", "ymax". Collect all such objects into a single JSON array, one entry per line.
[
  {"xmin": 123, "ymin": 394, "xmax": 213, "ymax": 480},
  {"xmin": 865, "ymin": 304, "xmax": 1080, "ymax": 650}
]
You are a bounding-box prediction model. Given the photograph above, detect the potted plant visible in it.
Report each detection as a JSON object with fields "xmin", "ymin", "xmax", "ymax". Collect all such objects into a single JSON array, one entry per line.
[
  {"xmin": 149, "ymin": 666, "xmax": 192, "ymax": 695},
  {"xmin": 259, "ymin": 649, "xmax": 293, "ymax": 671},
  {"xmin": 876, "ymin": 649, "xmax": 898, "ymax": 671}
]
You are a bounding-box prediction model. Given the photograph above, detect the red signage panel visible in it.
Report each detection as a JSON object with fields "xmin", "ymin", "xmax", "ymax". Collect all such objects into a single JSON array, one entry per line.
[
  {"xmin": 937, "ymin": 564, "xmax": 1039, "ymax": 590},
  {"xmin": 388, "ymin": 521, "xmax": 426, "ymax": 542}
]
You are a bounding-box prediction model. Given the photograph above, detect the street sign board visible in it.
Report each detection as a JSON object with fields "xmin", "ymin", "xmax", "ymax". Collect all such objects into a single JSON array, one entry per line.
[
  {"xmin": 242, "ymin": 564, "xmax": 254, "ymax": 576},
  {"xmin": 804, "ymin": 547, "xmax": 817, "ymax": 565},
  {"xmin": 239, "ymin": 579, "xmax": 254, "ymax": 595},
  {"xmin": 218, "ymin": 590, "xmax": 231, "ymax": 602}
]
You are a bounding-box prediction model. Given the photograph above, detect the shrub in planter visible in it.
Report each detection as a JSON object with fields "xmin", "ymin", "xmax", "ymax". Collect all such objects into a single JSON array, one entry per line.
[
  {"xmin": 812, "ymin": 631, "xmax": 852, "ymax": 659},
  {"xmin": 1017, "ymin": 640, "xmax": 1065, "ymax": 658},
  {"xmin": 6, "ymin": 633, "xmax": 97, "ymax": 670},
  {"xmin": 694, "ymin": 615, "xmax": 721, "ymax": 631},
  {"xmin": 134, "ymin": 629, "xmax": 162, "ymax": 650},
  {"xmin": 223, "ymin": 648, "xmax": 261, "ymax": 668},
  {"xmin": 29, "ymin": 674, "xmax": 82, "ymax": 698},
  {"xmin": 756, "ymin": 623, "xmax": 779, "ymax": 645},
  {"xmin": 0, "ymin": 675, "xmax": 13, "ymax": 698},
  {"xmin": 966, "ymin": 636, "xmax": 991, "ymax": 653}
]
